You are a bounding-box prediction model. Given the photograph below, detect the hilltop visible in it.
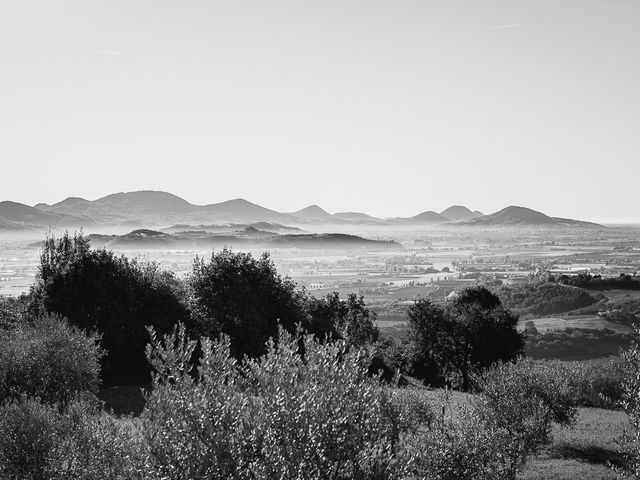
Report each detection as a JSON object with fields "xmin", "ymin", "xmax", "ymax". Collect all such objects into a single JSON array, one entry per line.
[
  {"xmin": 440, "ymin": 205, "xmax": 483, "ymax": 222},
  {"xmin": 290, "ymin": 205, "xmax": 337, "ymax": 222},
  {"xmin": 464, "ymin": 206, "xmax": 602, "ymax": 227}
]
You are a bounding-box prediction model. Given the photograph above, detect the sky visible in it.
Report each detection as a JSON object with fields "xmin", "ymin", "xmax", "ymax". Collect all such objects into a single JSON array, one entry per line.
[{"xmin": 1, "ymin": 0, "xmax": 639, "ymax": 222}]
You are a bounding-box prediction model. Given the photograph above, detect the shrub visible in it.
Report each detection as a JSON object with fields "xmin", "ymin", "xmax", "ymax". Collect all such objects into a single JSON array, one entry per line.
[
  {"xmin": 618, "ymin": 325, "xmax": 640, "ymax": 476},
  {"xmin": 29, "ymin": 232, "xmax": 191, "ymax": 384},
  {"xmin": 405, "ymin": 399, "xmax": 507, "ymax": 480},
  {"xmin": 0, "ymin": 315, "xmax": 101, "ymax": 405},
  {"xmin": 0, "ymin": 396, "xmax": 149, "ymax": 480},
  {"xmin": 403, "ymin": 360, "xmax": 580, "ymax": 480},
  {"xmin": 142, "ymin": 325, "xmax": 423, "ymax": 480},
  {"xmin": 496, "ymin": 282, "xmax": 601, "ymax": 316},
  {"xmin": 48, "ymin": 398, "xmax": 150, "ymax": 480},
  {"xmin": 525, "ymin": 327, "xmax": 633, "ymax": 361},
  {"xmin": 562, "ymin": 359, "xmax": 624, "ymax": 408},
  {"xmin": 475, "ymin": 358, "xmax": 578, "ymax": 479},
  {"xmin": 0, "ymin": 295, "xmax": 28, "ymax": 330},
  {"xmin": 0, "ymin": 396, "xmax": 63, "ymax": 480}
]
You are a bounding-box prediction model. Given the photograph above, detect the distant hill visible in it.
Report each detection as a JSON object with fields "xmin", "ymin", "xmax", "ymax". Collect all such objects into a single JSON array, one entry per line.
[
  {"xmin": 37, "ymin": 191, "xmax": 293, "ymax": 226},
  {"xmin": 290, "ymin": 205, "xmax": 337, "ymax": 222},
  {"xmin": 0, "ymin": 190, "xmax": 600, "ymax": 230},
  {"xmin": 88, "ymin": 229, "xmax": 398, "ymax": 250},
  {"xmin": 0, "ymin": 201, "xmax": 92, "ymax": 228},
  {"xmin": 334, "ymin": 212, "xmax": 383, "ymax": 222},
  {"xmin": 398, "ymin": 210, "xmax": 448, "ymax": 224},
  {"xmin": 163, "ymin": 222, "xmax": 302, "ymax": 234},
  {"xmin": 200, "ymin": 198, "xmax": 292, "ymax": 223},
  {"xmin": 464, "ymin": 206, "xmax": 601, "ymax": 227},
  {"xmin": 97, "ymin": 191, "xmax": 193, "ymax": 215},
  {"xmin": 440, "ymin": 206, "xmax": 483, "ymax": 222},
  {"xmin": 38, "ymin": 196, "xmax": 124, "ymax": 222},
  {"xmin": 268, "ymin": 233, "xmax": 399, "ymax": 249}
]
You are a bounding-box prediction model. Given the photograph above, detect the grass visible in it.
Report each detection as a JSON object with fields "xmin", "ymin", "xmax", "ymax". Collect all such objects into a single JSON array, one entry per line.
[
  {"xmin": 521, "ymin": 407, "xmax": 628, "ymax": 479},
  {"xmin": 415, "ymin": 387, "xmax": 630, "ymax": 479}
]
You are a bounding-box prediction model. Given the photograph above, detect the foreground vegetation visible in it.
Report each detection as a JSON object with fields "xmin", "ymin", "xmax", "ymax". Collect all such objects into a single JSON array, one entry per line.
[{"xmin": 1, "ymin": 233, "xmax": 640, "ymax": 479}]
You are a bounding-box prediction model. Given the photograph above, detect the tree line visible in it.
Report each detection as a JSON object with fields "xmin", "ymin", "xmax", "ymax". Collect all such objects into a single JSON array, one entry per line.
[
  {"xmin": 21, "ymin": 232, "xmax": 525, "ymax": 390},
  {"xmin": 3, "ymin": 232, "xmax": 640, "ymax": 478}
]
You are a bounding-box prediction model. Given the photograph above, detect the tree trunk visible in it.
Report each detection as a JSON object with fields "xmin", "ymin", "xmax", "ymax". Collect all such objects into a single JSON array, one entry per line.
[{"xmin": 461, "ymin": 367, "xmax": 469, "ymax": 392}]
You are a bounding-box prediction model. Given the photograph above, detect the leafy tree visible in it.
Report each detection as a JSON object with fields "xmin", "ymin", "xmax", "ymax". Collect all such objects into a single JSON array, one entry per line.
[
  {"xmin": 29, "ymin": 232, "xmax": 190, "ymax": 384},
  {"xmin": 404, "ymin": 300, "xmax": 450, "ymax": 386},
  {"xmin": 305, "ymin": 292, "xmax": 379, "ymax": 347},
  {"xmin": 406, "ymin": 287, "xmax": 524, "ymax": 391},
  {"xmin": 189, "ymin": 249, "xmax": 307, "ymax": 359}
]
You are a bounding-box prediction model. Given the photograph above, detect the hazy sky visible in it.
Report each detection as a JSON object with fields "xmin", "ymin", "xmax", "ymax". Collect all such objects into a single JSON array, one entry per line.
[{"xmin": 1, "ymin": 0, "xmax": 639, "ymax": 221}]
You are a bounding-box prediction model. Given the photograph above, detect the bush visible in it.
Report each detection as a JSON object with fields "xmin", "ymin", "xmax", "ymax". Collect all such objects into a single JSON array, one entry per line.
[
  {"xmin": 525, "ymin": 327, "xmax": 633, "ymax": 360},
  {"xmin": 0, "ymin": 396, "xmax": 63, "ymax": 480},
  {"xmin": 496, "ymin": 282, "xmax": 601, "ymax": 316},
  {"xmin": 618, "ymin": 325, "xmax": 640, "ymax": 476},
  {"xmin": 405, "ymin": 398, "xmax": 507, "ymax": 480},
  {"xmin": 0, "ymin": 396, "xmax": 149, "ymax": 480},
  {"xmin": 142, "ymin": 325, "xmax": 423, "ymax": 480},
  {"xmin": 403, "ymin": 360, "xmax": 580, "ymax": 480},
  {"xmin": 48, "ymin": 398, "xmax": 150, "ymax": 480},
  {"xmin": 562, "ymin": 360, "xmax": 624, "ymax": 408},
  {"xmin": 0, "ymin": 295, "xmax": 29, "ymax": 330},
  {"xmin": 0, "ymin": 315, "xmax": 101, "ymax": 405},
  {"xmin": 475, "ymin": 358, "xmax": 578, "ymax": 479},
  {"xmin": 29, "ymin": 232, "xmax": 191, "ymax": 384}
]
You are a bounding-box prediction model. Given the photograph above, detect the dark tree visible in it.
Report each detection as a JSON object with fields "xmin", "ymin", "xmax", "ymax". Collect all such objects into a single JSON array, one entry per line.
[
  {"xmin": 189, "ymin": 249, "xmax": 307, "ymax": 359},
  {"xmin": 406, "ymin": 286, "xmax": 524, "ymax": 391},
  {"xmin": 305, "ymin": 292, "xmax": 379, "ymax": 347},
  {"xmin": 29, "ymin": 232, "xmax": 190, "ymax": 384},
  {"xmin": 405, "ymin": 300, "xmax": 451, "ymax": 386}
]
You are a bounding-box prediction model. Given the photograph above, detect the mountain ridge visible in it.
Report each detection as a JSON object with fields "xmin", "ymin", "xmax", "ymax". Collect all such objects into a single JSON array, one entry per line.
[{"xmin": 0, "ymin": 191, "xmax": 599, "ymax": 230}]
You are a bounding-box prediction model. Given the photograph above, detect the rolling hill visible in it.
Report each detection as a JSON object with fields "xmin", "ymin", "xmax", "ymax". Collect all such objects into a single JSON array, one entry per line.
[
  {"xmin": 0, "ymin": 190, "xmax": 600, "ymax": 230},
  {"xmin": 334, "ymin": 211, "xmax": 383, "ymax": 222},
  {"xmin": 400, "ymin": 210, "xmax": 448, "ymax": 224},
  {"xmin": 290, "ymin": 205, "xmax": 338, "ymax": 222},
  {"xmin": 96, "ymin": 191, "xmax": 193, "ymax": 215},
  {"xmin": 440, "ymin": 206, "xmax": 483, "ymax": 222},
  {"xmin": 0, "ymin": 201, "xmax": 92, "ymax": 228},
  {"xmin": 464, "ymin": 206, "xmax": 601, "ymax": 227},
  {"xmin": 37, "ymin": 192, "xmax": 293, "ymax": 226},
  {"xmin": 88, "ymin": 228, "xmax": 399, "ymax": 250},
  {"xmin": 199, "ymin": 198, "xmax": 292, "ymax": 223}
]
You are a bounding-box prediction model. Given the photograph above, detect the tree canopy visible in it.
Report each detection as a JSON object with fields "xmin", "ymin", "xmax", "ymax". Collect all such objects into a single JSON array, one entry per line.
[
  {"xmin": 29, "ymin": 232, "xmax": 191, "ymax": 384},
  {"xmin": 405, "ymin": 286, "xmax": 524, "ymax": 391}
]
